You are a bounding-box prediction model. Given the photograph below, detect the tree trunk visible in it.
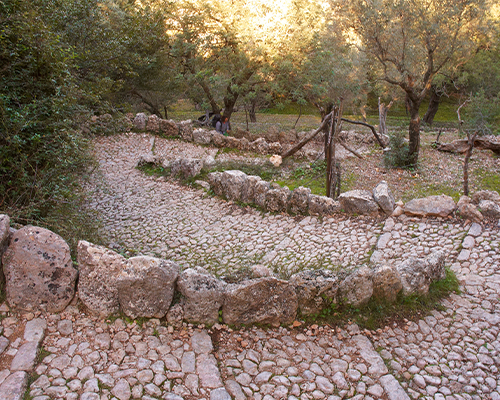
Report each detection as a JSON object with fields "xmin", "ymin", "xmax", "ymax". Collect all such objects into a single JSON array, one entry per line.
[
  {"xmin": 423, "ymin": 86, "xmax": 441, "ymax": 125},
  {"xmin": 196, "ymin": 79, "xmax": 221, "ymax": 115},
  {"xmin": 249, "ymin": 99, "xmax": 257, "ymax": 122},
  {"xmin": 407, "ymin": 97, "xmax": 421, "ymax": 166},
  {"xmin": 325, "ymin": 109, "xmax": 335, "ymax": 199},
  {"xmin": 378, "ymin": 97, "xmax": 393, "ymax": 137}
]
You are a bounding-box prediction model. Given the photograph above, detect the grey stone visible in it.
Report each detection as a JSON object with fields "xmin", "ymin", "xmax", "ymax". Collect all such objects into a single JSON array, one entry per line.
[
  {"xmin": 221, "ymin": 170, "xmax": 248, "ymax": 202},
  {"xmin": 193, "ymin": 129, "xmax": 212, "ymax": 145},
  {"xmin": 372, "ymin": 264, "xmax": 402, "ymax": 303},
  {"xmin": 177, "ymin": 268, "xmax": 225, "ymax": 325},
  {"xmin": 254, "ymin": 180, "xmax": 271, "ymax": 208},
  {"xmin": 178, "ymin": 120, "xmax": 194, "ymax": 141},
  {"xmin": 197, "ymin": 353, "xmax": 223, "ymax": 388},
  {"xmin": 468, "ymin": 222, "xmax": 482, "ymax": 237},
  {"xmin": 208, "ymin": 172, "xmax": 224, "ymax": 196},
  {"xmin": 338, "ymin": 266, "xmax": 373, "ymax": 306},
  {"xmin": 462, "ymin": 236, "xmax": 475, "ymax": 249},
  {"xmin": 457, "ymin": 196, "xmax": 483, "ymax": 222},
  {"xmin": 241, "ymin": 175, "xmax": 263, "ymax": 204},
  {"xmin": 289, "ymin": 186, "xmax": 311, "ymax": 215},
  {"xmin": 479, "ymin": 200, "xmax": 500, "ymax": 219},
  {"xmin": 191, "ymin": 330, "xmax": 213, "ymax": 354},
  {"xmin": 24, "ymin": 318, "xmax": 46, "ymax": 344},
  {"xmin": 225, "ymin": 379, "xmax": 246, "ymax": 400},
  {"xmin": 112, "ymin": 378, "xmax": 131, "ymax": 400},
  {"xmin": 11, "ymin": 341, "xmax": 38, "ymax": 371},
  {"xmin": 250, "ymin": 138, "xmax": 270, "ymax": 154},
  {"xmin": 289, "ymin": 269, "xmax": 339, "ymax": 316},
  {"xmin": 352, "ymin": 335, "xmax": 388, "ymax": 377},
  {"xmin": 396, "ymin": 251, "xmax": 444, "ymax": 295},
  {"xmin": 57, "ymin": 319, "xmax": 73, "ymax": 335},
  {"xmin": 116, "ymin": 256, "xmax": 180, "ymax": 319},
  {"xmin": 316, "ymin": 376, "xmax": 334, "ymax": 394},
  {"xmin": 265, "ymin": 186, "xmax": 291, "ymax": 213},
  {"xmin": 0, "ymin": 336, "xmax": 9, "ymax": 354},
  {"xmin": 379, "ymin": 374, "xmax": 410, "ymax": 400},
  {"xmin": 222, "ymin": 277, "xmax": 298, "ymax": 327},
  {"xmin": 3, "ymin": 226, "xmax": 77, "ymax": 312},
  {"xmin": 308, "ymin": 195, "xmax": 341, "ymax": 216},
  {"xmin": 377, "ymin": 233, "xmax": 392, "ymax": 249},
  {"xmin": 472, "ymin": 189, "xmax": 500, "ymax": 204},
  {"xmin": 404, "ymin": 195, "xmax": 456, "ymax": 217},
  {"xmin": 210, "ymin": 388, "xmax": 231, "ymax": 400},
  {"xmin": 373, "ymin": 181, "xmax": 395, "ymax": 215},
  {"xmin": 133, "ymin": 113, "xmax": 147, "ymax": 131},
  {"xmin": 159, "ymin": 119, "xmax": 178, "ymax": 136},
  {"xmin": 77, "ymin": 240, "xmax": 126, "ymax": 317},
  {"xmin": 0, "ymin": 371, "xmax": 28, "ymax": 400},
  {"xmin": 339, "ymin": 190, "xmax": 380, "ymax": 215},
  {"xmin": 146, "ymin": 114, "xmax": 160, "ymax": 133}
]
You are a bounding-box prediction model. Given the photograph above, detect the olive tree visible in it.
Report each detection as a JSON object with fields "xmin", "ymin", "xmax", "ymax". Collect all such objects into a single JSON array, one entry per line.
[{"xmin": 338, "ymin": 0, "xmax": 489, "ymax": 165}]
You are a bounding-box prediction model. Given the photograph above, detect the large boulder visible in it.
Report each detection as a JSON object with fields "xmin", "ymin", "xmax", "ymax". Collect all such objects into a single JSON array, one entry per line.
[
  {"xmin": 253, "ymin": 180, "xmax": 271, "ymax": 208},
  {"xmin": 193, "ymin": 129, "xmax": 212, "ymax": 145},
  {"xmin": 289, "ymin": 270, "xmax": 339, "ymax": 316},
  {"xmin": 479, "ymin": 200, "xmax": 500, "ymax": 219},
  {"xmin": 308, "ymin": 195, "xmax": 341, "ymax": 216},
  {"xmin": 208, "ymin": 172, "xmax": 224, "ymax": 196},
  {"xmin": 146, "ymin": 114, "xmax": 160, "ymax": 133},
  {"xmin": 404, "ymin": 195, "xmax": 456, "ymax": 217},
  {"xmin": 178, "ymin": 120, "xmax": 194, "ymax": 141},
  {"xmin": 235, "ymin": 137, "xmax": 250, "ymax": 151},
  {"xmin": 137, "ymin": 153, "xmax": 162, "ymax": 167},
  {"xmin": 472, "ymin": 190, "xmax": 500, "ymax": 205},
  {"xmin": 225, "ymin": 136, "xmax": 241, "ymax": 149},
  {"xmin": 159, "ymin": 119, "xmax": 179, "ymax": 136},
  {"xmin": 372, "ymin": 264, "xmax": 402, "ymax": 303},
  {"xmin": 177, "ymin": 268, "xmax": 226, "ymax": 325},
  {"xmin": 396, "ymin": 251, "xmax": 445, "ymax": 295},
  {"xmin": 373, "ymin": 181, "xmax": 395, "ymax": 215},
  {"xmin": 3, "ymin": 226, "xmax": 77, "ymax": 312},
  {"xmin": 77, "ymin": 241, "xmax": 126, "ymax": 317},
  {"xmin": 116, "ymin": 256, "xmax": 179, "ymax": 319},
  {"xmin": 133, "ymin": 113, "xmax": 148, "ymax": 131},
  {"xmin": 212, "ymin": 132, "xmax": 227, "ymax": 148},
  {"xmin": 339, "ymin": 190, "xmax": 380, "ymax": 215},
  {"xmin": 241, "ymin": 176, "xmax": 263, "ymax": 204},
  {"xmin": 457, "ymin": 196, "xmax": 483, "ymax": 222},
  {"xmin": 265, "ymin": 185, "xmax": 291, "ymax": 213},
  {"xmin": 222, "ymin": 170, "xmax": 248, "ymax": 202},
  {"xmin": 222, "ymin": 277, "xmax": 298, "ymax": 327},
  {"xmin": 289, "ymin": 186, "xmax": 311, "ymax": 215},
  {"xmin": 264, "ymin": 126, "xmax": 280, "ymax": 143},
  {"xmin": 338, "ymin": 266, "xmax": 373, "ymax": 307}
]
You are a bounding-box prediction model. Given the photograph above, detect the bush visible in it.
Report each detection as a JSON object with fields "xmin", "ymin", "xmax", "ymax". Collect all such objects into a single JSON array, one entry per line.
[{"xmin": 383, "ymin": 131, "xmax": 413, "ymax": 169}]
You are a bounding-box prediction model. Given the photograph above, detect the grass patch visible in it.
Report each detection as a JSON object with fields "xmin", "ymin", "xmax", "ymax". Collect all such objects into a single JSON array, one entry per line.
[
  {"xmin": 477, "ymin": 169, "xmax": 500, "ymax": 192},
  {"xmin": 305, "ymin": 267, "xmax": 460, "ymax": 330}
]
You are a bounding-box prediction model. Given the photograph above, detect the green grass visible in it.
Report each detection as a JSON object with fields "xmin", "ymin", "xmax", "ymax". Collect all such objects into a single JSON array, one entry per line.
[
  {"xmin": 305, "ymin": 267, "xmax": 460, "ymax": 330},
  {"xmin": 476, "ymin": 168, "xmax": 500, "ymax": 192},
  {"xmin": 402, "ymin": 182, "xmax": 462, "ymax": 203}
]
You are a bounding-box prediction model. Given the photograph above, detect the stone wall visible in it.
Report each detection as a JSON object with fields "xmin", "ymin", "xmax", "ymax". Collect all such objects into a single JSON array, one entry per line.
[{"xmin": 1, "ymin": 215, "xmax": 449, "ymax": 327}]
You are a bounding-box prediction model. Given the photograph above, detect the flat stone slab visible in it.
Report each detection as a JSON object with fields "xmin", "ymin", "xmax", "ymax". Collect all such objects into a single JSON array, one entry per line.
[
  {"xmin": 468, "ymin": 222, "xmax": 482, "ymax": 237},
  {"xmin": 24, "ymin": 318, "xmax": 46, "ymax": 344},
  {"xmin": 197, "ymin": 353, "xmax": 223, "ymax": 388},
  {"xmin": 0, "ymin": 336, "xmax": 9, "ymax": 355},
  {"xmin": 11, "ymin": 341, "xmax": 38, "ymax": 371},
  {"xmin": 379, "ymin": 374, "xmax": 411, "ymax": 400},
  {"xmin": 0, "ymin": 371, "xmax": 28, "ymax": 400},
  {"xmin": 191, "ymin": 330, "xmax": 213, "ymax": 354}
]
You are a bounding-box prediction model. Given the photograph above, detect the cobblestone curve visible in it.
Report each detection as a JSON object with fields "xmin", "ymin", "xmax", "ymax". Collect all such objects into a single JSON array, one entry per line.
[{"xmin": 0, "ymin": 133, "xmax": 498, "ymax": 400}]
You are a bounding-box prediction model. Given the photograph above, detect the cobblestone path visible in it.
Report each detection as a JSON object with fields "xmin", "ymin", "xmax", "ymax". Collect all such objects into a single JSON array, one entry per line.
[{"xmin": 0, "ymin": 133, "xmax": 499, "ymax": 400}]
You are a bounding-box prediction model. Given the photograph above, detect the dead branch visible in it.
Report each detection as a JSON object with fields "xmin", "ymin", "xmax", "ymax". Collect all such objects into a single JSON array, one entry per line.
[
  {"xmin": 340, "ymin": 118, "xmax": 386, "ymax": 149},
  {"xmin": 338, "ymin": 140, "xmax": 364, "ymax": 159}
]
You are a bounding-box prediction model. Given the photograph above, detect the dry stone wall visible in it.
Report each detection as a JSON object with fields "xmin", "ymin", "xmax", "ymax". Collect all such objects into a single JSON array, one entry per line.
[{"xmin": 1, "ymin": 214, "xmax": 449, "ymax": 328}]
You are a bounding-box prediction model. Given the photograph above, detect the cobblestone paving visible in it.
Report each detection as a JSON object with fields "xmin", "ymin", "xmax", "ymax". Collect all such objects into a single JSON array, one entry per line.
[{"xmin": 0, "ymin": 133, "xmax": 499, "ymax": 400}]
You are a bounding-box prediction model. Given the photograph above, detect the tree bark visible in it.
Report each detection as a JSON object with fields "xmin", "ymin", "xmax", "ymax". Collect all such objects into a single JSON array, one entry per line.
[
  {"xmin": 196, "ymin": 79, "xmax": 221, "ymax": 115},
  {"xmin": 249, "ymin": 99, "xmax": 257, "ymax": 122},
  {"xmin": 378, "ymin": 97, "xmax": 393, "ymax": 137},
  {"xmin": 423, "ymin": 86, "xmax": 441, "ymax": 125},
  {"xmin": 407, "ymin": 97, "xmax": 421, "ymax": 166}
]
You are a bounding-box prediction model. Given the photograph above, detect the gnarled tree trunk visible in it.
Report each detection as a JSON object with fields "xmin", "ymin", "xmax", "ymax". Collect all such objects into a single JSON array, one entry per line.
[
  {"xmin": 423, "ymin": 86, "xmax": 441, "ymax": 125},
  {"xmin": 407, "ymin": 96, "xmax": 421, "ymax": 166}
]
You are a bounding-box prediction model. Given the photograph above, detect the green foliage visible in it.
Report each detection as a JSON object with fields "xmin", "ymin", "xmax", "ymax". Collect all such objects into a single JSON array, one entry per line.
[{"xmin": 383, "ymin": 131, "xmax": 413, "ymax": 169}]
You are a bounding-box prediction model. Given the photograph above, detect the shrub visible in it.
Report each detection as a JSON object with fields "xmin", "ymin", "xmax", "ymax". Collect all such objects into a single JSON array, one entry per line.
[{"xmin": 383, "ymin": 131, "xmax": 413, "ymax": 169}]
